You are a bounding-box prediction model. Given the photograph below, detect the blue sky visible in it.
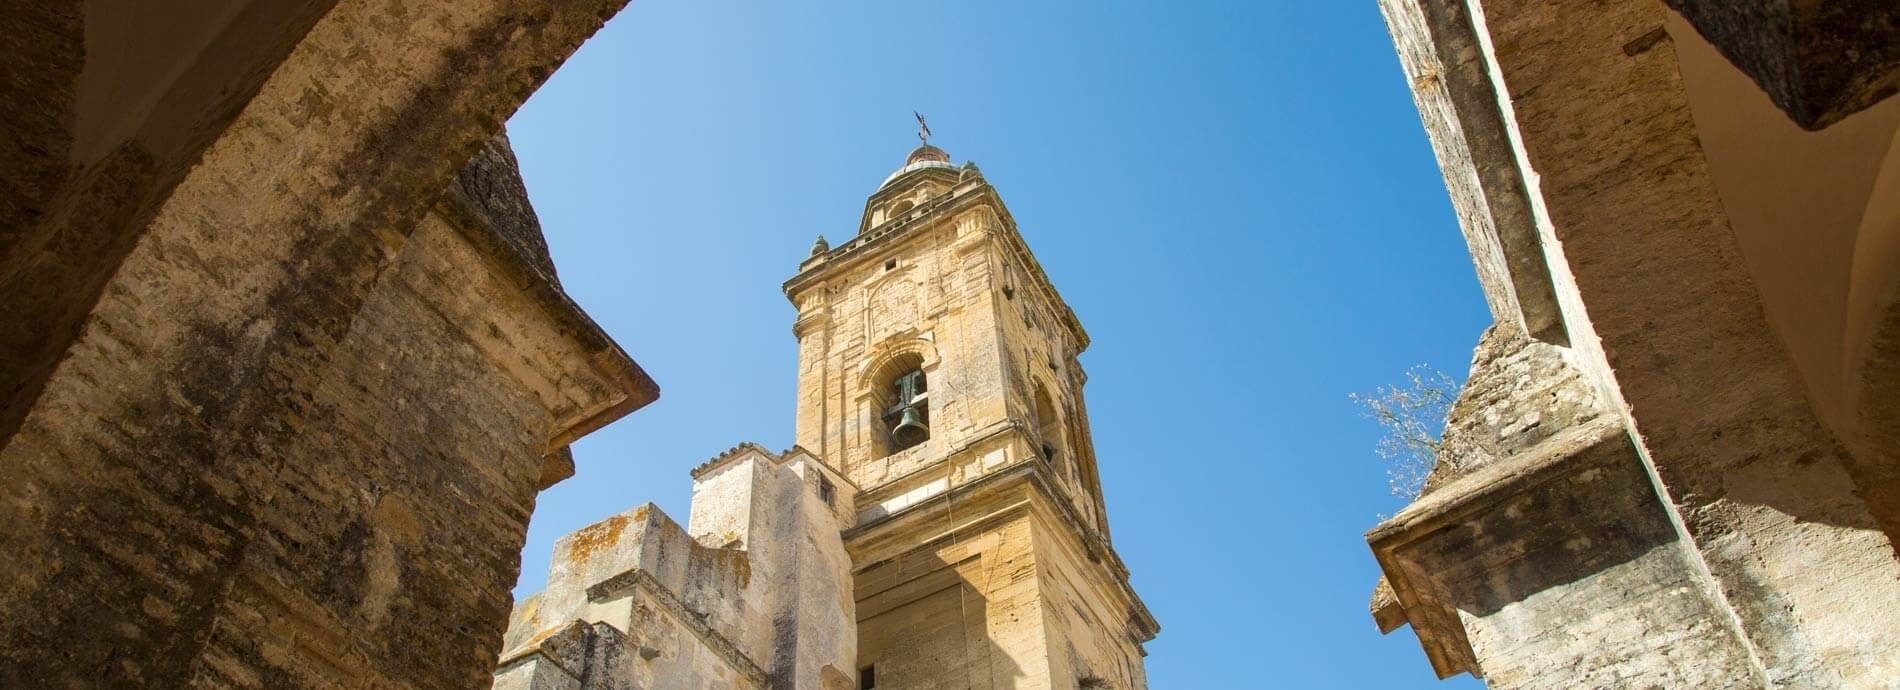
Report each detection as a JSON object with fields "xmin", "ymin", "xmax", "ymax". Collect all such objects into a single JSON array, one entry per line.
[{"xmin": 506, "ymin": 2, "xmax": 1487, "ymax": 687}]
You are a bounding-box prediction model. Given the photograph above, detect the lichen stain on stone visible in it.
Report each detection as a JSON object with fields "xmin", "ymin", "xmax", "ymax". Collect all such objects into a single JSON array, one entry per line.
[
  {"xmin": 563, "ymin": 513, "xmax": 632, "ymax": 562},
  {"xmin": 715, "ymin": 548, "xmax": 751, "ymax": 588}
]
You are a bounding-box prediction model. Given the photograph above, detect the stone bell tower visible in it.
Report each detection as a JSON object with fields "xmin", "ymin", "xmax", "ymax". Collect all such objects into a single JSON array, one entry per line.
[{"xmin": 784, "ymin": 139, "xmax": 1158, "ymax": 689}]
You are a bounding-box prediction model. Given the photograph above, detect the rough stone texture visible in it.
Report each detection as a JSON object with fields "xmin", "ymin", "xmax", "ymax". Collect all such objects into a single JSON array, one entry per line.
[
  {"xmin": 1664, "ymin": 0, "xmax": 1899, "ymax": 130},
  {"xmin": 1371, "ymin": 329, "xmax": 1758, "ymax": 685},
  {"xmin": 1382, "ymin": 418, "xmax": 1761, "ymax": 688},
  {"xmin": 1375, "ymin": 0, "xmax": 1565, "ymax": 343},
  {"xmin": 452, "ymin": 133, "xmax": 563, "ymax": 284},
  {"xmin": 1372, "ymin": 0, "xmax": 1900, "ymax": 686},
  {"xmin": 0, "ymin": 1, "xmax": 340, "ymax": 445},
  {"xmin": 498, "ymin": 446, "xmax": 856, "ymax": 689},
  {"xmin": 1420, "ymin": 325, "xmax": 1603, "ymax": 492},
  {"xmin": 0, "ymin": 2, "xmax": 650, "ymax": 687},
  {"xmin": 788, "ymin": 147, "xmax": 1157, "ymax": 688}
]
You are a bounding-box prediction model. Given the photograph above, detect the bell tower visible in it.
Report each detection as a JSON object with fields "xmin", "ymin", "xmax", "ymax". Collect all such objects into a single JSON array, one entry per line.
[{"xmin": 784, "ymin": 139, "xmax": 1158, "ymax": 689}]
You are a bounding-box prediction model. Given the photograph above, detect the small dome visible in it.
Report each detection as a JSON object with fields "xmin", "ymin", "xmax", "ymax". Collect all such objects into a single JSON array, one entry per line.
[
  {"xmin": 906, "ymin": 144, "xmax": 950, "ymax": 165},
  {"xmin": 881, "ymin": 144, "xmax": 956, "ymax": 188}
]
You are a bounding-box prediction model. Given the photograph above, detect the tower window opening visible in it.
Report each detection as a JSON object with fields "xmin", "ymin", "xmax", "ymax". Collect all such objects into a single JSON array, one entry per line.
[
  {"xmin": 860, "ymin": 665, "xmax": 877, "ymax": 689},
  {"xmin": 878, "ymin": 363, "xmax": 930, "ymax": 456},
  {"xmin": 885, "ymin": 258, "xmax": 897, "ymax": 271},
  {"xmin": 818, "ymin": 475, "xmax": 835, "ymax": 506},
  {"xmin": 1034, "ymin": 384, "xmax": 1069, "ymax": 475}
]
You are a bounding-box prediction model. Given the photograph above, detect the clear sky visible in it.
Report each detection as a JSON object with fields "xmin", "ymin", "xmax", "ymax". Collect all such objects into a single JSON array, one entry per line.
[{"xmin": 506, "ymin": 2, "xmax": 1488, "ymax": 687}]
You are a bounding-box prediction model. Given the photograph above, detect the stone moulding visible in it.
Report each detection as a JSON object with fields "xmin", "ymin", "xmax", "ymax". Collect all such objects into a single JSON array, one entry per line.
[
  {"xmin": 495, "ymin": 620, "xmax": 595, "ymax": 678},
  {"xmin": 583, "ymin": 568, "xmax": 771, "ymax": 687},
  {"xmin": 689, "ymin": 441, "xmax": 774, "ymax": 480},
  {"xmin": 1367, "ymin": 416, "xmax": 1629, "ymax": 679},
  {"xmin": 436, "ymin": 171, "xmax": 658, "ymax": 456},
  {"xmin": 784, "ymin": 172, "xmax": 1090, "ymax": 352},
  {"xmin": 842, "ymin": 430, "xmax": 1159, "ymax": 644},
  {"xmin": 1376, "ymin": 0, "xmax": 1567, "ymax": 345}
]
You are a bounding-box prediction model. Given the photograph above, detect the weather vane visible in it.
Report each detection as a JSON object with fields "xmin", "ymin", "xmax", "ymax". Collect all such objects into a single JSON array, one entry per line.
[{"xmin": 914, "ymin": 111, "xmax": 932, "ymax": 145}]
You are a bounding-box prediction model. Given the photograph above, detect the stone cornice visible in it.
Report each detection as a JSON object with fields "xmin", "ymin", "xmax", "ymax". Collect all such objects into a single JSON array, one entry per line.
[
  {"xmin": 689, "ymin": 441, "xmax": 772, "ymax": 480},
  {"xmin": 782, "ymin": 172, "xmax": 1091, "ymax": 352},
  {"xmin": 779, "ymin": 444, "xmax": 861, "ymax": 492},
  {"xmin": 1367, "ymin": 415, "xmax": 1629, "ymax": 679},
  {"xmin": 849, "ymin": 420, "xmax": 1141, "ymax": 584},
  {"xmin": 842, "ymin": 436, "xmax": 1157, "ymax": 642},
  {"xmin": 434, "ymin": 187, "xmax": 660, "ymax": 455},
  {"xmin": 586, "ymin": 568, "xmax": 770, "ymax": 687}
]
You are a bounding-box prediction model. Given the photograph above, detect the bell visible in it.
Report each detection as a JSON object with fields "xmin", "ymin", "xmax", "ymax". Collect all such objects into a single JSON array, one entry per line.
[{"xmin": 890, "ymin": 405, "xmax": 929, "ymax": 448}]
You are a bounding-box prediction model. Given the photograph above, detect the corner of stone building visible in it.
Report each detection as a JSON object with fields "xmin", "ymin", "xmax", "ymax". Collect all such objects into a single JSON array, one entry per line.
[
  {"xmin": 432, "ymin": 131, "xmax": 659, "ymax": 453},
  {"xmin": 1420, "ymin": 323, "xmax": 1607, "ymax": 493},
  {"xmin": 500, "ymin": 445, "xmax": 858, "ymax": 689},
  {"xmin": 1368, "ymin": 319, "xmax": 1763, "ymax": 688}
]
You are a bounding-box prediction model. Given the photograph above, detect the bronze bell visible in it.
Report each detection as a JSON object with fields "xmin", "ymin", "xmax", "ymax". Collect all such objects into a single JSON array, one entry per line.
[{"xmin": 890, "ymin": 406, "xmax": 929, "ymax": 448}]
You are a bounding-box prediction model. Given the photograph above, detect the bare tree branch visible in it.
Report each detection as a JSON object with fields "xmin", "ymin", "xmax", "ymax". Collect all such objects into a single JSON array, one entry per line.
[{"xmin": 1351, "ymin": 365, "xmax": 1459, "ymax": 501}]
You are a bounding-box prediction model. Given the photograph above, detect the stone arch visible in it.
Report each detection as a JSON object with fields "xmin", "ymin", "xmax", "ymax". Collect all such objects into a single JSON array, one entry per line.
[
  {"xmin": 859, "ymin": 339, "xmax": 939, "ymax": 459},
  {"xmin": 857, "ymin": 338, "xmax": 940, "ymax": 392}
]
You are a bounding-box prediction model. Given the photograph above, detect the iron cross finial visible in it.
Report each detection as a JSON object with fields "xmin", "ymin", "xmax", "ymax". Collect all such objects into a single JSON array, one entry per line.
[{"xmin": 914, "ymin": 111, "xmax": 932, "ymax": 144}]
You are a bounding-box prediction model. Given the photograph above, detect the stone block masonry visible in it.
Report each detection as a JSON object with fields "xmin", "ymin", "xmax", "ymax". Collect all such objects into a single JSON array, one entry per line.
[
  {"xmin": 0, "ymin": 2, "xmax": 650, "ymax": 686},
  {"xmin": 1371, "ymin": 0, "xmax": 1900, "ymax": 686},
  {"xmin": 498, "ymin": 446, "xmax": 858, "ymax": 690}
]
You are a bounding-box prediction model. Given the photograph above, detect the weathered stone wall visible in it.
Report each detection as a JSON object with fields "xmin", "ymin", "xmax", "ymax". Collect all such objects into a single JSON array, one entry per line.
[
  {"xmin": 500, "ymin": 447, "xmax": 856, "ymax": 689},
  {"xmin": 1662, "ymin": 0, "xmax": 1898, "ymax": 130},
  {"xmin": 501, "ymin": 503, "xmax": 767, "ymax": 689},
  {"xmin": 1443, "ymin": 437, "xmax": 1758, "ymax": 689},
  {"xmin": 0, "ymin": 2, "xmax": 646, "ymax": 686},
  {"xmin": 1465, "ymin": 0, "xmax": 1900, "ymax": 683},
  {"xmin": 990, "ymin": 222, "xmax": 1110, "ymax": 534},
  {"xmin": 1, "ymin": 146, "xmax": 647, "ymax": 687},
  {"xmin": 1032, "ymin": 493, "xmax": 1151, "ymax": 690},
  {"xmin": 1374, "ymin": 330, "xmax": 1757, "ymax": 687},
  {"xmin": 847, "ymin": 474, "xmax": 1151, "ymax": 690},
  {"xmin": 687, "ymin": 447, "xmax": 859, "ymax": 689},
  {"xmin": 188, "ymin": 209, "xmax": 627, "ymax": 688},
  {"xmin": 0, "ymin": 1, "xmax": 339, "ymax": 444},
  {"xmin": 1373, "ymin": 0, "xmax": 1900, "ymax": 685},
  {"xmin": 1422, "ymin": 326, "xmax": 1604, "ymax": 490},
  {"xmin": 853, "ymin": 494, "xmax": 1049, "ymax": 689}
]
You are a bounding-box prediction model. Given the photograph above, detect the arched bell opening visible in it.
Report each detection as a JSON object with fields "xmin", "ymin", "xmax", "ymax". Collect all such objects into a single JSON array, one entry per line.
[{"xmin": 871, "ymin": 352, "xmax": 930, "ymax": 458}]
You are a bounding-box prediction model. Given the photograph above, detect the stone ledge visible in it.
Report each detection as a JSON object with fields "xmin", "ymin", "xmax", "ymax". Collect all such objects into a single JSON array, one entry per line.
[
  {"xmin": 781, "ymin": 177, "xmax": 1091, "ymax": 351},
  {"xmin": 496, "ymin": 619, "xmax": 594, "ymax": 674},
  {"xmin": 584, "ymin": 568, "xmax": 770, "ymax": 687},
  {"xmin": 435, "ymin": 161, "xmax": 658, "ymax": 458},
  {"xmin": 844, "ymin": 453, "xmax": 1160, "ymax": 644},
  {"xmin": 1367, "ymin": 415, "xmax": 1630, "ymax": 678}
]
